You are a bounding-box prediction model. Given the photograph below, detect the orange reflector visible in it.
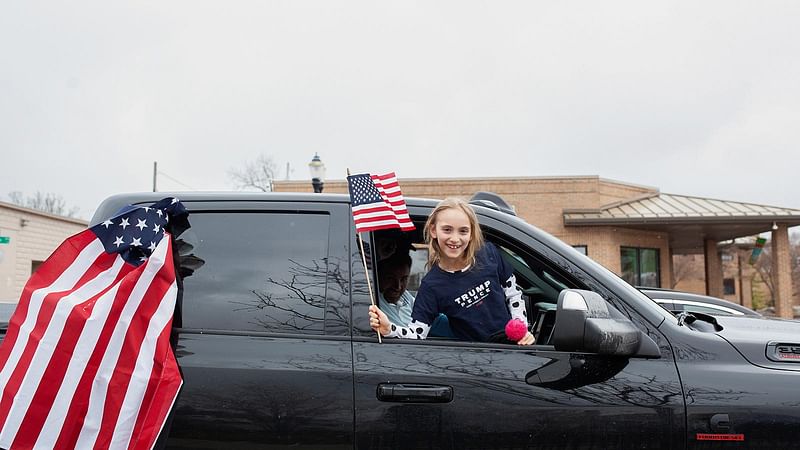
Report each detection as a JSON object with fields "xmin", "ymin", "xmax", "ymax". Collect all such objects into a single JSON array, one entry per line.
[{"xmin": 696, "ymin": 433, "xmax": 745, "ymax": 441}]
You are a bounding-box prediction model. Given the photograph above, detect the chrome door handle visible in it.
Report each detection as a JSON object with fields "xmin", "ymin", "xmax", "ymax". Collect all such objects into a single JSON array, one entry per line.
[{"xmin": 376, "ymin": 383, "xmax": 453, "ymax": 403}]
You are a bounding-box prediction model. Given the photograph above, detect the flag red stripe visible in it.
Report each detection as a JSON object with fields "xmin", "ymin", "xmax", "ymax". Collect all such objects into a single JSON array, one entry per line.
[
  {"xmin": 356, "ymin": 222, "xmax": 416, "ymax": 233},
  {"xmin": 354, "ymin": 216, "xmax": 413, "ymax": 226},
  {"xmin": 353, "ymin": 205, "xmax": 409, "ymax": 216},
  {"xmin": 46, "ymin": 260, "xmax": 149, "ymax": 450},
  {"xmin": 1, "ymin": 254, "xmax": 125, "ymax": 447},
  {"xmin": 0, "ymin": 247, "xmax": 116, "ymax": 433},
  {"xmin": 353, "ymin": 209, "xmax": 411, "ymax": 220},
  {"xmin": 379, "ymin": 201, "xmax": 406, "ymax": 210},
  {"xmin": 127, "ymin": 322, "xmax": 182, "ymax": 450},
  {"xmin": 94, "ymin": 312, "xmax": 150, "ymax": 449},
  {"xmin": 0, "ymin": 231, "xmax": 97, "ymax": 372},
  {"xmin": 370, "ymin": 172, "xmax": 396, "ymax": 182},
  {"xmin": 107, "ymin": 270, "xmax": 177, "ymax": 447},
  {"xmin": 376, "ymin": 188, "xmax": 400, "ymax": 196},
  {"xmin": 352, "ymin": 199, "xmax": 406, "ymax": 209},
  {"xmin": 375, "ymin": 181, "xmax": 399, "ymax": 190},
  {"xmin": 354, "ymin": 219, "xmax": 414, "ymax": 233},
  {"xmin": 360, "ymin": 204, "xmax": 408, "ymax": 215},
  {"xmin": 353, "ymin": 213, "xmax": 413, "ymax": 223},
  {"xmin": 355, "ymin": 223, "xmax": 414, "ymax": 232},
  {"xmin": 73, "ymin": 238, "xmax": 175, "ymax": 449},
  {"xmin": 356, "ymin": 205, "xmax": 410, "ymax": 214},
  {"xmin": 10, "ymin": 264, "xmax": 136, "ymax": 449},
  {"xmin": 377, "ymin": 191, "xmax": 402, "ymax": 200},
  {"xmin": 352, "ymin": 205, "xmax": 394, "ymax": 215}
]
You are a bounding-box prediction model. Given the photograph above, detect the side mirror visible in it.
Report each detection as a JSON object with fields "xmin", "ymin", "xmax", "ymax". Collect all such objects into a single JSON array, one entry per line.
[{"xmin": 552, "ymin": 289, "xmax": 660, "ymax": 358}]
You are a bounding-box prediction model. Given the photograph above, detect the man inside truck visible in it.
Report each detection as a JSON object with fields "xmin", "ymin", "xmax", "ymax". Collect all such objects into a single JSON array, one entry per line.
[
  {"xmin": 376, "ymin": 251, "xmax": 415, "ymax": 327},
  {"xmin": 375, "ymin": 232, "xmax": 453, "ymax": 338}
]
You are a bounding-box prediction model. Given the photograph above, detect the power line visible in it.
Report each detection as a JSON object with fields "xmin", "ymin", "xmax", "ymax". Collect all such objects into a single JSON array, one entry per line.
[{"xmin": 156, "ymin": 171, "xmax": 197, "ymax": 190}]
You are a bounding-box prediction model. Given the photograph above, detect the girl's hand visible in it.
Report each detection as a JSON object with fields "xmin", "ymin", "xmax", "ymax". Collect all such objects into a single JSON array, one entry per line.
[
  {"xmin": 368, "ymin": 305, "xmax": 391, "ymax": 336},
  {"xmin": 516, "ymin": 331, "xmax": 535, "ymax": 346}
]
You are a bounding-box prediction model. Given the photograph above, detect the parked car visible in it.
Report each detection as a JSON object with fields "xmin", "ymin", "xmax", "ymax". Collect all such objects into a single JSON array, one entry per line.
[
  {"xmin": 0, "ymin": 303, "xmax": 16, "ymax": 326},
  {"xmin": 7, "ymin": 190, "xmax": 794, "ymax": 449},
  {"xmin": 639, "ymin": 287, "xmax": 761, "ymax": 317}
]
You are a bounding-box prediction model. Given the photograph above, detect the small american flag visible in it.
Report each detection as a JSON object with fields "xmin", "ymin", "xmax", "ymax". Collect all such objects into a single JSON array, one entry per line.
[
  {"xmin": 348, "ymin": 172, "xmax": 415, "ymax": 233},
  {"xmin": 0, "ymin": 197, "xmax": 188, "ymax": 450}
]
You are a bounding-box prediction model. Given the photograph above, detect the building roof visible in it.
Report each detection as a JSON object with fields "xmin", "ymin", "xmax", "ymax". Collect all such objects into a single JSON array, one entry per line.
[
  {"xmin": 563, "ymin": 193, "xmax": 800, "ymax": 253},
  {"xmin": 0, "ymin": 200, "xmax": 88, "ymax": 226}
]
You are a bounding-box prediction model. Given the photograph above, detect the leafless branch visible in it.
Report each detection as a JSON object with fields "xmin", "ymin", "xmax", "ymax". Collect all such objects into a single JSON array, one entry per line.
[
  {"xmin": 7, "ymin": 190, "xmax": 79, "ymax": 217},
  {"xmin": 228, "ymin": 154, "xmax": 279, "ymax": 192}
]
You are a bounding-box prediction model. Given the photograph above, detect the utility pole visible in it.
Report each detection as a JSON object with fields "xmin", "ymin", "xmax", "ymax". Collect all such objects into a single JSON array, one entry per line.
[{"xmin": 153, "ymin": 161, "xmax": 157, "ymax": 192}]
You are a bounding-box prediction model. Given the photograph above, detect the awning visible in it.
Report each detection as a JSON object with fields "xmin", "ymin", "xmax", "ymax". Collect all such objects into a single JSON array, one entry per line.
[{"xmin": 563, "ymin": 193, "xmax": 800, "ymax": 253}]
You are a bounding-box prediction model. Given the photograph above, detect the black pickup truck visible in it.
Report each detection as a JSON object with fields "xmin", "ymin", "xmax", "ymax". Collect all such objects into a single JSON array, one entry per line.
[{"xmin": 80, "ymin": 191, "xmax": 800, "ymax": 449}]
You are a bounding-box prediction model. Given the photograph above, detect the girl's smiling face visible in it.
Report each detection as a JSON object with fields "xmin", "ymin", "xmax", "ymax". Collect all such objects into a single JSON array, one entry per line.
[{"xmin": 430, "ymin": 207, "xmax": 472, "ymax": 269}]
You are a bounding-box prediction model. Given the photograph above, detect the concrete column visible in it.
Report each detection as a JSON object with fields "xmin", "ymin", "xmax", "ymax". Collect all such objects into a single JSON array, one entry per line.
[
  {"xmin": 772, "ymin": 224, "xmax": 793, "ymax": 319},
  {"xmin": 668, "ymin": 248, "xmax": 675, "ymax": 289},
  {"xmin": 704, "ymin": 239, "xmax": 723, "ymax": 298}
]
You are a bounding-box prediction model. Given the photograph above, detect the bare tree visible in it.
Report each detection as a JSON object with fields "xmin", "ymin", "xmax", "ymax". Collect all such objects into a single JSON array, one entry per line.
[
  {"xmin": 753, "ymin": 243, "xmax": 775, "ymax": 302},
  {"xmin": 7, "ymin": 191, "xmax": 79, "ymax": 217},
  {"xmin": 228, "ymin": 154, "xmax": 279, "ymax": 192},
  {"xmin": 8, "ymin": 191, "xmax": 24, "ymax": 205},
  {"xmin": 794, "ymin": 242, "xmax": 800, "ymax": 302},
  {"xmin": 751, "ymin": 241, "xmax": 800, "ymax": 299},
  {"xmin": 671, "ymin": 254, "xmax": 702, "ymax": 288}
]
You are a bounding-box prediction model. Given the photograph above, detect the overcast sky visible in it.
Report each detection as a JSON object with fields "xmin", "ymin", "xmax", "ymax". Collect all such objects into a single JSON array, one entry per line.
[{"xmin": 1, "ymin": 1, "xmax": 799, "ymax": 219}]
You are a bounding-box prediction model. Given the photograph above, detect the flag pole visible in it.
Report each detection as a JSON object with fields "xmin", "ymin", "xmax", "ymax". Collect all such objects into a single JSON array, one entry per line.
[
  {"xmin": 349, "ymin": 168, "xmax": 382, "ymax": 343},
  {"xmin": 358, "ymin": 231, "xmax": 382, "ymax": 344}
]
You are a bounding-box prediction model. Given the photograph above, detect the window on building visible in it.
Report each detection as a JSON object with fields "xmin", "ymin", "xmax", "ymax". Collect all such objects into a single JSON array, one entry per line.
[
  {"xmin": 620, "ymin": 247, "xmax": 660, "ymax": 288},
  {"xmin": 723, "ymin": 278, "xmax": 736, "ymax": 295},
  {"xmin": 178, "ymin": 212, "xmax": 330, "ymax": 334},
  {"xmin": 31, "ymin": 260, "xmax": 44, "ymax": 274},
  {"xmin": 572, "ymin": 245, "xmax": 588, "ymax": 256}
]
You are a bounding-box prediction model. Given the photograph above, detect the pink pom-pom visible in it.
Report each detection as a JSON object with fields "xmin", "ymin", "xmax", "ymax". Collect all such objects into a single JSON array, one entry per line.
[{"xmin": 505, "ymin": 318, "xmax": 527, "ymax": 341}]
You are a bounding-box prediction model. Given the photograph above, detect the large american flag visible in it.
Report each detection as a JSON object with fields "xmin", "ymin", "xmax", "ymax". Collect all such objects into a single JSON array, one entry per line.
[
  {"xmin": 348, "ymin": 172, "xmax": 415, "ymax": 233},
  {"xmin": 0, "ymin": 198, "xmax": 188, "ymax": 450}
]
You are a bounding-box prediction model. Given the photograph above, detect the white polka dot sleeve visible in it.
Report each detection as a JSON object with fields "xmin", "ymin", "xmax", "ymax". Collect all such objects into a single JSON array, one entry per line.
[
  {"xmin": 502, "ymin": 274, "xmax": 528, "ymax": 326},
  {"xmin": 385, "ymin": 319, "xmax": 432, "ymax": 340}
]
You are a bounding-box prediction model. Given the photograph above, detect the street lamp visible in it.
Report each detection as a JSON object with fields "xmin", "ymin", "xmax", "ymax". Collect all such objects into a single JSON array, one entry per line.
[{"xmin": 308, "ymin": 153, "xmax": 326, "ymax": 193}]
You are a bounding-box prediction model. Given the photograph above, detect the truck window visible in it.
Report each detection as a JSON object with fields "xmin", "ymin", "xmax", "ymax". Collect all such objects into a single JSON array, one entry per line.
[
  {"xmin": 369, "ymin": 221, "xmax": 587, "ymax": 344},
  {"xmin": 176, "ymin": 212, "xmax": 330, "ymax": 334}
]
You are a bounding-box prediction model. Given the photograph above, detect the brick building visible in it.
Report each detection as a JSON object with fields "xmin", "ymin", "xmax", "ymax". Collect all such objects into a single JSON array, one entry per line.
[
  {"xmin": 0, "ymin": 201, "xmax": 88, "ymax": 303},
  {"xmin": 274, "ymin": 175, "xmax": 800, "ymax": 318}
]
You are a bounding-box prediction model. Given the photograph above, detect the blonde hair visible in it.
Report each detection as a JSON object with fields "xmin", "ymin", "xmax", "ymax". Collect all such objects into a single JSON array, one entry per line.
[{"xmin": 424, "ymin": 197, "xmax": 484, "ymax": 270}]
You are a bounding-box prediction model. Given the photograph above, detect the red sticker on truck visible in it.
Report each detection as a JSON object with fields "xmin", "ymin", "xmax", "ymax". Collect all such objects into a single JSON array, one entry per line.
[{"xmin": 696, "ymin": 433, "xmax": 745, "ymax": 441}]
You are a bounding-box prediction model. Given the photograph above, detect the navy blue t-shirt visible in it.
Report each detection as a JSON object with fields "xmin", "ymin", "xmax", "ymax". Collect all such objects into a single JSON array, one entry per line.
[{"xmin": 411, "ymin": 242, "xmax": 514, "ymax": 342}]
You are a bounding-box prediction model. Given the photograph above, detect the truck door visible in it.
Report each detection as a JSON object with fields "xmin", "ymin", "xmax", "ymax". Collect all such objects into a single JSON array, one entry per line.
[
  {"xmin": 352, "ymin": 217, "xmax": 685, "ymax": 449},
  {"xmin": 163, "ymin": 201, "xmax": 354, "ymax": 449}
]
